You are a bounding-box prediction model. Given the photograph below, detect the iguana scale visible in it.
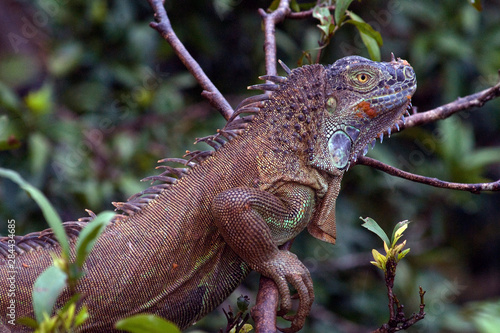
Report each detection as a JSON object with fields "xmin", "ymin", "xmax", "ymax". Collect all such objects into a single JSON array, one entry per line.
[{"xmin": 0, "ymin": 55, "xmax": 416, "ymax": 332}]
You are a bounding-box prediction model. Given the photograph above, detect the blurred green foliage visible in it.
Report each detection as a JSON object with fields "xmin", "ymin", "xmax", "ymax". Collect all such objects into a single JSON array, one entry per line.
[{"xmin": 1, "ymin": 0, "xmax": 500, "ymax": 332}]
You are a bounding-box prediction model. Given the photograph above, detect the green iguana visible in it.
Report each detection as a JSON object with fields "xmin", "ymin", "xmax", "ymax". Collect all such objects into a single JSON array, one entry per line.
[{"xmin": 0, "ymin": 55, "xmax": 416, "ymax": 332}]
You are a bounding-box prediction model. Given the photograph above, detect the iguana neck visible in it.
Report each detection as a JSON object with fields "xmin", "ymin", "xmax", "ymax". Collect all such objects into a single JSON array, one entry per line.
[{"xmin": 250, "ymin": 64, "xmax": 326, "ymax": 163}]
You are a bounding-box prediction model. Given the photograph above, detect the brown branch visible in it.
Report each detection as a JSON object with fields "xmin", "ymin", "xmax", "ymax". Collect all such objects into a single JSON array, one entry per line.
[
  {"xmin": 251, "ymin": 276, "xmax": 279, "ymax": 333},
  {"xmin": 258, "ymin": 0, "xmax": 291, "ymax": 77},
  {"xmin": 252, "ymin": 3, "xmax": 294, "ymax": 332},
  {"xmin": 357, "ymin": 156, "xmax": 500, "ymax": 194},
  {"xmin": 372, "ymin": 259, "xmax": 426, "ymax": 333},
  {"xmin": 252, "ymin": 240, "xmax": 293, "ymax": 333},
  {"xmin": 391, "ymin": 74, "xmax": 500, "ymax": 134},
  {"xmin": 147, "ymin": 0, "xmax": 234, "ymax": 120}
]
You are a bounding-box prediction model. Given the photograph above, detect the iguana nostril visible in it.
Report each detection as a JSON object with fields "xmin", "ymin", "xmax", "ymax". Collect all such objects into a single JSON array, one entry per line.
[{"xmin": 404, "ymin": 67, "xmax": 415, "ymax": 79}]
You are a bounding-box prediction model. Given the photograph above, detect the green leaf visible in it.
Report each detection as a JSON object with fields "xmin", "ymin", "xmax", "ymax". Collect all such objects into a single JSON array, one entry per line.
[
  {"xmin": 230, "ymin": 323, "xmax": 254, "ymax": 333},
  {"xmin": 74, "ymin": 306, "xmax": 89, "ymax": 327},
  {"xmin": 0, "ymin": 81, "xmax": 21, "ymax": 110},
  {"xmin": 346, "ymin": 14, "xmax": 383, "ymax": 46},
  {"xmin": 313, "ymin": 6, "xmax": 330, "ymax": 24},
  {"xmin": 29, "ymin": 133, "xmax": 51, "ymax": 174},
  {"xmin": 334, "ymin": 0, "xmax": 353, "ymax": 26},
  {"xmin": 0, "ymin": 168, "xmax": 70, "ymax": 257},
  {"xmin": 470, "ymin": 301, "xmax": 500, "ymax": 333},
  {"xmin": 25, "ymin": 83, "xmax": 53, "ymax": 115},
  {"xmin": 0, "ymin": 116, "xmax": 21, "ymax": 151},
  {"xmin": 290, "ymin": 0, "xmax": 300, "ymax": 12},
  {"xmin": 313, "ymin": 6, "xmax": 334, "ymax": 37},
  {"xmin": 115, "ymin": 314, "xmax": 181, "ymax": 333},
  {"xmin": 371, "ymin": 248, "xmax": 387, "ymax": 270},
  {"xmin": 48, "ymin": 43, "xmax": 84, "ymax": 77},
  {"xmin": 268, "ymin": 0, "xmax": 280, "ymax": 11},
  {"xmin": 359, "ymin": 29, "xmax": 380, "ymax": 60},
  {"xmin": 59, "ymin": 293, "xmax": 82, "ymax": 312},
  {"xmin": 391, "ymin": 220, "xmax": 410, "ymax": 246},
  {"xmin": 398, "ymin": 248, "xmax": 411, "ymax": 261},
  {"xmin": 346, "ymin": 13, "xmax": 383, "ymax": 61},
  {"xmin": 75, "ymin": 211, "xmax": 114, "ymax": 268},
  {"xmin": 468, "ymin": 148, "xmax": 500, "ymax": 170},
  {"xmin": 469, "ymin": 0, "xmax": 482, "ymax": 11},
  {"xmin": 360, "ymin": 217, "xmax": 390, "ymax": 246},
  {"xmin": 33, "ymin": 266, "xmax": 68, "ymax": 323},
  {"xmin": 16, "ymin": 316, "xmax": 39, "ymax": 329}
]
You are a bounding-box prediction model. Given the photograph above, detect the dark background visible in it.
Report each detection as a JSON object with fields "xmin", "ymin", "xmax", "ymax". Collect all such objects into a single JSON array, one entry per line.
[{"xmin": 1, "ymin": 0, "xmax": 500, "ymax": 332}]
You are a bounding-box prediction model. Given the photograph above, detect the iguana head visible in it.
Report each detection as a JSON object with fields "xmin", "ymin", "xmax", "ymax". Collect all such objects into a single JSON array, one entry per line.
[{"xmin": 310, "ymin": 55, "xmax": 417, "ymax": 173}]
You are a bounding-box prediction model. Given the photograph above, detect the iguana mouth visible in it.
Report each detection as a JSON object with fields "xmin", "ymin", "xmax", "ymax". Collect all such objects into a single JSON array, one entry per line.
[
  {"xmin": 350, "ymin": 96, "xmax": 414, "ymax": 168},
  {"xmin": 327, "ymin": 92, "xmax": 415, "ymax": 171}
]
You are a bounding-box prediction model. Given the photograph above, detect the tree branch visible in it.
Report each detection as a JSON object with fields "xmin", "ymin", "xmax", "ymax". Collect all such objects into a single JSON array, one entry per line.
[
  {"xmin": 372, "ymin": 257, "xmax": 426, "ymax": 333},
  {"xmin": 357, "ymin": 156, "xmax": 500, "ymax": 194},
  {"xmin": 391, "ymin": 74, "xmax": 500, "ymax": 133},
  {"xmin": 258, "ymin": 0, "xmax": 291, "ymax": 77},
  {"xmin": 252, "ymin": 240, "xmax": 293, "ymax": 333},
  {"xmin": 251, "ymin": 274, "xmax": 279, "ymax": 333},
  {"xmin": 147, "ymin": 0, "xmax": 234, "ymax": 120},
  {"xmin": 251, "ymin": 3, "xmax": 295, "ymax": 332}
]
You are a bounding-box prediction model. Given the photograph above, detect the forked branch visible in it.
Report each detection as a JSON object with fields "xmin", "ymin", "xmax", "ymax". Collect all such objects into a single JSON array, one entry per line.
[
  {"xmin": 258, "ymin": 0, "xmax": 291, "ymax": 77},
  {"xmin": 372, "ymin": 257, "xmax": 426, "ymax": 333},
  {"xmin": 147, "ymin": 0, "xmax": 234, "ymax": 120}
]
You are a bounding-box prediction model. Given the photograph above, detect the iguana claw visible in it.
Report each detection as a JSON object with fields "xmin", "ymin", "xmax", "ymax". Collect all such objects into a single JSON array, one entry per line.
[{"xmin": 259, "ymin": 250, "xmax": 314, "ymax": 333}]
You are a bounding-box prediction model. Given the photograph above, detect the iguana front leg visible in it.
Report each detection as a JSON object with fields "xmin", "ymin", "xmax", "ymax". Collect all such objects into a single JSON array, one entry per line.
[{"xmin": 212, "ymin": 184, "xmax": 316, "ymax": 332}]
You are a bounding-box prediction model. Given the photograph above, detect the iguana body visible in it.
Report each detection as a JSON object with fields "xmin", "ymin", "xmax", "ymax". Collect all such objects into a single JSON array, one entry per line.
[{"xmin": 0, "ymin": 56, "xmax": 416, "ymax": 332}]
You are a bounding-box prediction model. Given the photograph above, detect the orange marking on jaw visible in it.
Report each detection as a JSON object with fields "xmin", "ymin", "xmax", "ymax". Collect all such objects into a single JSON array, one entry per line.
[{"xmin": 357, "ymin": 101, "xmax": 378, "ymax": 119}]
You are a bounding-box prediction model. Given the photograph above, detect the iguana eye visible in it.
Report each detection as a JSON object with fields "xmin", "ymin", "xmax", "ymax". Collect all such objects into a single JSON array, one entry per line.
[{"xmin": 357, "ymin": 73, "xmax": 369, "ymax": 83}]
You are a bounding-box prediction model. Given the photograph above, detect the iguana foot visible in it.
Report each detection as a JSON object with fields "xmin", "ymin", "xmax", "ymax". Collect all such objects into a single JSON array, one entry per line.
[{"xmin": 256, "ymin": 250, "xmax": 314, "ymax": 333}]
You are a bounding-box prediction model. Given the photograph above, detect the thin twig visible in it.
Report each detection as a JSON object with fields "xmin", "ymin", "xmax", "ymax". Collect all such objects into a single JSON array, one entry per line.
[
  {"xmin": 386, "ymin": 259, "xmax": 396, "ymax": 327},
  {"xmin": 372, "ymin": 259, "xmax": 426, "ymax": 333},
  {"xmin": 287, "ymin": 5, "xmax": 336, "ymax": 19},
  {"xmin": 357, "ymin": 156, "xmax": 500, "ymax": 194},
  {"xmin": 147, "ymin": 0, "xmax": 234, "ymax": 120}
]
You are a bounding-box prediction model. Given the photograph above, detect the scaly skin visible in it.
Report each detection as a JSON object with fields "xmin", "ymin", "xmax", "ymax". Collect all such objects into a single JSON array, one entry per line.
[{"xmin": 0, "ymin": 56, "xmax": 416, "ymax": 332}]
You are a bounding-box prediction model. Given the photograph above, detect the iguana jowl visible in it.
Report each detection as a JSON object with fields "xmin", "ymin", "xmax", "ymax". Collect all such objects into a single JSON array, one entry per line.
[{"xmin": 0, "ymin": 55, "xmax": 416, "ymax": 332}]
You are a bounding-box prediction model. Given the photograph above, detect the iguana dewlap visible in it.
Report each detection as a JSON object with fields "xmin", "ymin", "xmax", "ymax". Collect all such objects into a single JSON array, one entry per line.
[{"xmin": 0, "ymin": 55, "xmax": 416, "ymax": 332}]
